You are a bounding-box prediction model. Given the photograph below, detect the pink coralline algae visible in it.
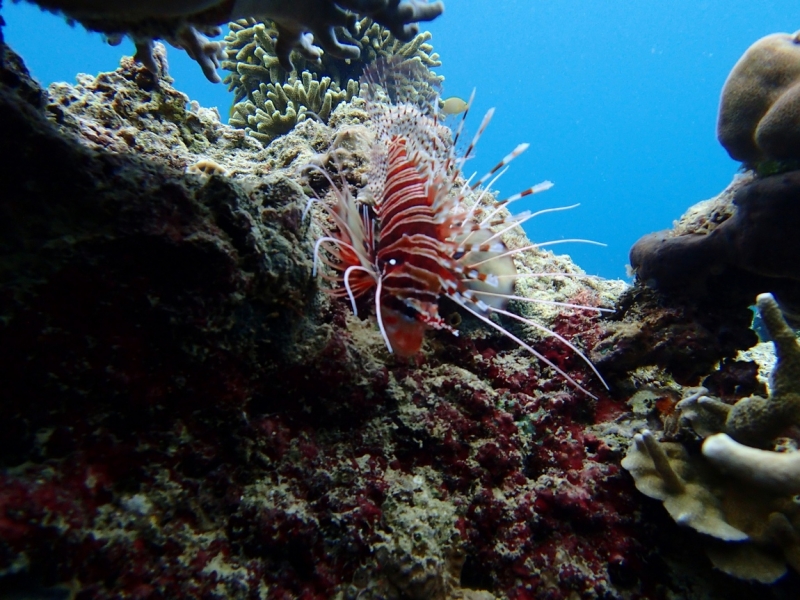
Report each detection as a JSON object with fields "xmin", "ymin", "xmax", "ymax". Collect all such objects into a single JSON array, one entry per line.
[{"xmin": 0, "ymin": 42, "xmax": 788, "ymax": 600}]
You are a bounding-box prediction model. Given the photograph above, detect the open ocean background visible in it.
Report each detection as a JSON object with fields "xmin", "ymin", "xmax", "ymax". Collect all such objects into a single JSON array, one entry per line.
[{"xmin": 4, "ymin": 0, "xmax": 796, "ymax": 280}]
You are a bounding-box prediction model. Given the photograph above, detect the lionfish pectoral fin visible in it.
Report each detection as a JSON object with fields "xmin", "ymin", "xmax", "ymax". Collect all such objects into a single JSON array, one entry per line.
[
  {"xmin": 458, "ymin": 230, "xmax": 518, "ymax": 310},
  {"xmin": 379, "ymin": 305, "xmax": 427, "ymax": 357}
]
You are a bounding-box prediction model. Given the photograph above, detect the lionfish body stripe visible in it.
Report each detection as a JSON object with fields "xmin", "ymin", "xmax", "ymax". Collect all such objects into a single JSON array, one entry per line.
[{"xmin": 310, "ymin": 63, "xmax": 609, "ymax": 396}]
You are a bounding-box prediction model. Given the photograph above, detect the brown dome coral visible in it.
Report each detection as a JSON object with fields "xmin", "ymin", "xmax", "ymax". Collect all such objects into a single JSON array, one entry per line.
[{"xmin": 717, "ymin": 30, "xmax": 800, "ymax": 166}]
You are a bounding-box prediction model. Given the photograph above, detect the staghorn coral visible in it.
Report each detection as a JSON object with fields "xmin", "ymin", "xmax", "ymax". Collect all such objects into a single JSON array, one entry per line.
[
  {"xmin": 229, "ymin": 70, "xmax": 360, "ymax": 144},
  {"xmin": 223, "ymin": 17, "xmax": 442, "ymax": 105},
  {"xmin": 24, "ymin": 0, "xmax": 444, "ymax": 82},
  {"xmin": 717, "ymin": 30, "xmax": 800, "ymax": 167}
]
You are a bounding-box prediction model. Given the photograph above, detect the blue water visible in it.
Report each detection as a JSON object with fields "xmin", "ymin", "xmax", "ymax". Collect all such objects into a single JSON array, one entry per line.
[{"xmin": 3, "ymin": 1, "xmax": 796, "ymax": 279}]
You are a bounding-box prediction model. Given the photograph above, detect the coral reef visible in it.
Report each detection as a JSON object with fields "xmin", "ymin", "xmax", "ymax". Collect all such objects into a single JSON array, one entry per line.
[
  {"xmin": 677, "ymin": 293, "xmax": 800, "ymax": 446},
  {"xmin": 623, "ymin": 428, "xmax": 800, "ymax": 583},
  {"xmin": 629, "ymin": 170, "xmax": 800, "ymax": 322},
  {"xmin": 592, "ymin": 285, "xmax": 757, "ymax": 388},
  {"xmin": 23, "ymin": 0, "xmax": 444, "ymax": 82},
  {"xmin": 622, "ymin": 294, "xmax": 800, "ymax": 584},
  {"xmin": 632, "ymin": 30, "xmax": 800, "ymax": 325},
  {"xmin": 229, "ymin": 71, "xmax": 359, "ymax": 144},
  {"xmin": 222, "ymin": 17, "xmax": 442, "ymax": 104},
  {"xmin": 717, "ymin": 30, "xmax": 800, "ymax": 167},
  {"xmin": 222, "ymin": 17, "xmax": 442, "ymax": 144},
  {"xmin": 703, "ymin": 433, "xmax": 800, "ymax": 495},
  {"xmin": 3, "ymin": 36, "xmax": 798, "ymax": 600}
]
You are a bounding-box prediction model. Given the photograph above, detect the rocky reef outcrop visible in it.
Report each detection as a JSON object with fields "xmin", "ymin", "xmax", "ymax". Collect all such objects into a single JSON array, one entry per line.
[
  {"xmin": 1, "ymin": 28, "xmax": 797, "ymax": 600},
  {"xmin": 630, "ymin": 30, "xmax": 800, "ymax": 323}
]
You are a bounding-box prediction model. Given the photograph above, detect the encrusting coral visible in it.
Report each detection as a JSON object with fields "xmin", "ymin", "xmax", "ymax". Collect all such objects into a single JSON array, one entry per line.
[
  {"xmin": 717, "ymin": 30, "xmax": 800, "ymax": 167},
  {"xmin": 23, "ymin": 0, "xmax": 444, "ymax": 82},
  {"xmin": 622, "ymin": 293, "xmax": 800, "ymax": 583}
]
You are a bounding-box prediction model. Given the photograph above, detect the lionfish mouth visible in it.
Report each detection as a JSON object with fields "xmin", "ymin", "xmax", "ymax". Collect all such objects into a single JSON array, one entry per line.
[{"xmin": 305, "ymin": 58, "xmax": 610, "ymax": 398}]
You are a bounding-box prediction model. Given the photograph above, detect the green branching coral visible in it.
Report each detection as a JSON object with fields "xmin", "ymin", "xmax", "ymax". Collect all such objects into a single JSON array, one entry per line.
[
  {"xmin": 230, "ymin": 71, "xmax": 359, "ymax": 144},
  {"xmin": 223, "ymin": 20, "xmax": 286, "ymax": 104},
  {"xmin": 222, "ymin": 16, "xmax": 442, "ymax": 145},
  {"xmin": 223, "ymin": 18, "xmax": 441, "ymax": 103}
]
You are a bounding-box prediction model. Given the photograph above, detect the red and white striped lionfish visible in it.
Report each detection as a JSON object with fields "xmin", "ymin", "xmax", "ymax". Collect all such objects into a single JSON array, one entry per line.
[{"xmin": 305, "ymin": 59, "xmax": 609, "ymax": 397}]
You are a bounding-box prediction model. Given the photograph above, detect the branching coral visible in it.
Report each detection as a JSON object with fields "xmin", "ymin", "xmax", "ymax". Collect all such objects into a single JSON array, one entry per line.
[
  {"xmin": 222, "ymin": 15, "xmax": 443, "ymax": 144},
  {"xmin": 702, "ymin": 433, "xmax": 800, "ymax": 495},
  {"xmin": 624, "ymin": 429, "xmax": 800, "ymax": 583},
  {"xmin": 223, "ymin": 17, "xmax": 441, "ymax": 104},
  {"xmin": 623, "ymin": 293, "xmax": 800, "ymax": 583},
  {"xmin": 677, "ymin": 293, "xmax": 800, "ymax": 446},
  {"xmin": 621, "ymin": 430, "xmax": 749, "ymax": 541},
  {"xmin": 25, "ymin": 0, "xmax": 444, "ymax": 82},
  {"xmin": 229, "ymin": 71, "xmax": 359, "ymax": 144}
]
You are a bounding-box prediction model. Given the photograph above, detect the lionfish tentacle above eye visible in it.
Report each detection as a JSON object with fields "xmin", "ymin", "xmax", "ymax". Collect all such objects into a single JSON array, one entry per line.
[{"xmin": 307, "ymin": 57, "xmax": 609, "ymax": 397}]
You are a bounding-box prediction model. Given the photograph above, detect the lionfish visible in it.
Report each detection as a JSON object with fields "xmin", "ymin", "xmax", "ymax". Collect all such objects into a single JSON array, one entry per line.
[{"xmin": 306, "ymin": 60, "xmax": 609, "ymax": 397}]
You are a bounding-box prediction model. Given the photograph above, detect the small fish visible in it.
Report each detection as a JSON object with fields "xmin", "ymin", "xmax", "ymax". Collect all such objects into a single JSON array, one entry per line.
[{"xmin": 440, "ymin": 96, "xmax": 469, "ymax": 116}]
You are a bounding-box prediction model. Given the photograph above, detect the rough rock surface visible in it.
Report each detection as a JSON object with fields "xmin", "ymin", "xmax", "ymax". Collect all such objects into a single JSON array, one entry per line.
[
  {"xmin": 629, "ymin": 170, "xmax": 800, "ymax": 326},
  {"xmin": 1, "ymin": 41, "xmax": 795, "ymax": 599}
]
